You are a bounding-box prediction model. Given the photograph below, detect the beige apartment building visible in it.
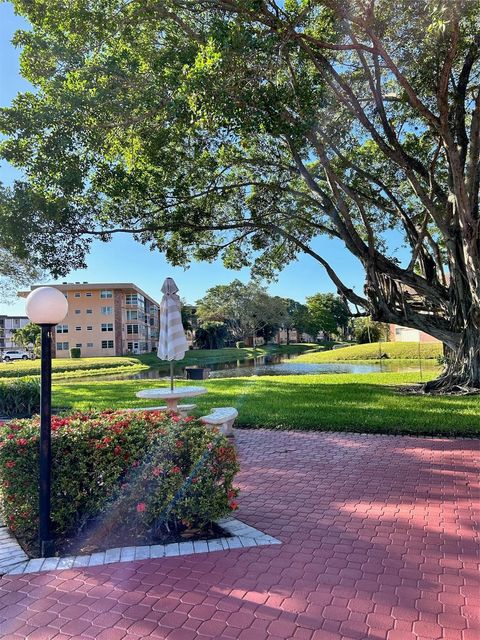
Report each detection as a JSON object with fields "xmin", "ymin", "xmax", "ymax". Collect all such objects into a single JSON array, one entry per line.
[{"xmin": 20, "ymin": 283, "xmax": 160, "ymax": 358}]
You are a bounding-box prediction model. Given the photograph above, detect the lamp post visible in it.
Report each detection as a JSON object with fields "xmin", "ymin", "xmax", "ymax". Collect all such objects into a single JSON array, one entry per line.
[{"xmin": 25, "ymin": 287, "xmax": 68, "ymax": 557}]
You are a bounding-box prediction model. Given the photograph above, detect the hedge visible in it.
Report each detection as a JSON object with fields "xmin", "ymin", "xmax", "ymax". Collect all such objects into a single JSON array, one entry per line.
[
  {"xmin": 0, "ymin": 377, "xmax": 40, "ymax": 417},
  {"xmin": 0, "ymin": 410, "xmax": 239, "ymax": 554}
]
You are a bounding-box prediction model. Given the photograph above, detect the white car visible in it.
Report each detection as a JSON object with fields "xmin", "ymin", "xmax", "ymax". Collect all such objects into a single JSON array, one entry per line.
[{"xmin": 2, "ymin": 350, "xmax": 32, "ymax": 362}]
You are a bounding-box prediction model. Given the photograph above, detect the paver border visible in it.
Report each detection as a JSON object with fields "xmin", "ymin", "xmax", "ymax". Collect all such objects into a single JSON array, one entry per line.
[{"xmin": 1, "ymin": 517, "xmax": 281, "ymax": 576}]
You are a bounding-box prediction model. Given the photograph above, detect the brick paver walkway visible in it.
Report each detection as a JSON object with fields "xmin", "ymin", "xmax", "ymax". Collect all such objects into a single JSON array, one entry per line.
[{"xmin": 0, "ymin": 430, "xmax": 478, "ymax": 639}]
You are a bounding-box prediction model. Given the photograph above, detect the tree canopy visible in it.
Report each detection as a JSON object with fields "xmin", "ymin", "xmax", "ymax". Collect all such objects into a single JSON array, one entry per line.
[
  {"xmin": 196, "ymin": 279, "xmax": 287, "ymax": 341},
  {"xmin": 306, "ymin": 292, "xmax": 350, "ymax": 337},
  {"xmin": 1, "ymin": 0, "xmax": 479, "ymax": 386}
]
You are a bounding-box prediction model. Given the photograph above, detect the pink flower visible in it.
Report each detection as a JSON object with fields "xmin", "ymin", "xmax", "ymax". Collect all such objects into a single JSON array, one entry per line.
[
  {"xmin": 17, "ymin": 438, "xmax": 27, "ymax": 446},
  {"xmin": 171, "ymin": 466, "xmax": 181, "ymax": 474},
  {"xmin": 136, "ymin": 502, "xmax": 146, "ymax": 513},
  {"xmin": 5, "ymin": 461, "xmax": 15, "ymax": 468},
  {"xmin": 152, "ymin": 467, "xmax": 162, "ymax": 477}
]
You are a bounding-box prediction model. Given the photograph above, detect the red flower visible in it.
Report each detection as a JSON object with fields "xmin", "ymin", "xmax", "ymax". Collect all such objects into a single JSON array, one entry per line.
[
  {"xmin": 171, "ymin": 466, "xmax": 181, "ymax": 474},
  {"xmin": 5, "ymin": 461, "xmax": 15, "ymax": 468},
  {"xmin": 229, "ymin": 501, "xmax": 239, "ymax": 511},
  {"xmin": 114, "ymin": 445, "xmax": 122, "ymax": 455},
  {"xmin": 7, "ymin": 434, "xmax": 14, "ymax": 440},
  {"xmin": 136, "ymin": 502, "xmax": 146, "ymax": 513},
  {"xmin": 175, "ymin": 440, "xmax": 183, "ymax": 449},
  {"xmin": 17, "ymin": 438, "xmax": 28, "ymax": 446}
]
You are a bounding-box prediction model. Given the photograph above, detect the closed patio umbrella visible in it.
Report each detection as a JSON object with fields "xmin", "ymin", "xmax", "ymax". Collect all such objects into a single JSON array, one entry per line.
[{"xmin": 158, "ymin": 277, "xmax": 189, "ymax": 390}]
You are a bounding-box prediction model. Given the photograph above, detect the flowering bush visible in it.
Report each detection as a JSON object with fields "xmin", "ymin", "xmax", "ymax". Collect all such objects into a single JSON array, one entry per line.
[{"xmin": 0, "ymin": 410, "xmax": 239, "ymax": 552}]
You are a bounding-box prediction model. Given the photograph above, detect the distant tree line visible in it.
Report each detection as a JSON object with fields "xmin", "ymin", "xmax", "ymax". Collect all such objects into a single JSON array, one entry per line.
[{"xmin": 187, "ymin": 280, "xmax": 353, "ymax": 349}]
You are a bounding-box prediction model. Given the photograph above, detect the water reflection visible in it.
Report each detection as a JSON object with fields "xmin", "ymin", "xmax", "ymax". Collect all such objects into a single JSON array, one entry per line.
[{"xmin": 72, "ymin": 352, "xmax": 431, "ymax": 382}]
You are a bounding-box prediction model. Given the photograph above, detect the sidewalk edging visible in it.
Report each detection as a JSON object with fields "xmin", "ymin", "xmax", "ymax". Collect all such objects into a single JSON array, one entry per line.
[{"xmin": 2, "ymin": 517, "xmax": 281, "ymax": 576}]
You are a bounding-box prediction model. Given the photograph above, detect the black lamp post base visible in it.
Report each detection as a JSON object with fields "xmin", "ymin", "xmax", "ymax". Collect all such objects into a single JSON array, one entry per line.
[{"xmin": 40, "ymin": 539, "xmax": 55, "ymax": 558}]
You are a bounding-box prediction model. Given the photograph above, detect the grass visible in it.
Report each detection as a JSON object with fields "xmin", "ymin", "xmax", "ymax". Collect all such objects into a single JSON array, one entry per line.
[
  {"xmin": 52, "ymin": 369, "xmax": 480, "ymax": 437},
  {"xmin": 136, "ymin": 342, "xmax": 320, "ymax": 368},
  {"xmin": 0, "ymin": 356, "xmax": 146, "ymax": 378},
  {"xmin": 0, "ymin": 344, "xmax": 319, "ymax": 381},
  {"xmin": 295, "ymin": 341, "xmax": 442, "ymax": 362}
]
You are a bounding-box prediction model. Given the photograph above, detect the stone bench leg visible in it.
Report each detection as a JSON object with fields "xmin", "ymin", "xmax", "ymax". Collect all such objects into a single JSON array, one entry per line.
[{"xmin": 221, "ymin": 418, "xmax": 236, "ymax": 437}]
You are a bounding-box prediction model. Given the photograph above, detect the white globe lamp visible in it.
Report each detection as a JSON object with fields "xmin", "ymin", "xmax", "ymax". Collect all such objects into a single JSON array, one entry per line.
[
  {"xmin": 26, "ymin": 286, "xmax": 68, "ymax": 325},
  {"xmin": 25, "ymin": 286, "xmax": 69, "ymax": 558}
]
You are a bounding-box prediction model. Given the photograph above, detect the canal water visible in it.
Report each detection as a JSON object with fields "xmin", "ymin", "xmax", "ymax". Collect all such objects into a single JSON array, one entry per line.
[{"xmin": 75, "ymin": 352, "xmax": 431, "ymax": 382}]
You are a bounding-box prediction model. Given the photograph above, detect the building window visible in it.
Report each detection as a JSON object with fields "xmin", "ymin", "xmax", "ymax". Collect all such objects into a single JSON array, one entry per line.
[
  {"xmin": 87, "ymin": 342, "xmax": 93, "ymax": 348},
  {"xmin": 101, "ymin": 340, "xmax": 114, "ymax": 349},
  {"xmin": 85, "ymin": 292, "xmax": 92, "ymax": 297},
  {"xmin": 56, "ymin": 342, "xmax": 69, "ymax": 351},
  {"xmin": 87, "ymin": 326, "xmax": 93, "ymax": 331},
  {"xmin": 75, "ymin": 326, "xmax": 81, "ymax": 331},
  {"xmin": 56, "ymin": 325, "xmax": 68, "ymax": 334},
  {"xmin": 125, "ymin": 293, "xmax": 144, "ymax": 306},
  {"xmin": 101, "ymin": 323, "xmax": 113, "ymax": 332},
  {"xmin": 126, "ymin": 310, "xmax": 138, "ymax": 320},
  {"xmin": 100, "ymin": 290, "xmax": 113, "ymax": 298},
  {"xmin": 101, "ymin": 306, "xmax": 112, "ymax": 315},
  {"xmin": 75, "ymin": 309, "xmax": 81, "ymax": 315},
  {"xmin": 75, "ymin": 343, "xmax": 82, "ymax": 348},
  {"xmin": 127, "ymin": 324, "xmax": 139, "ymax": 334},
  {"xmin": 86, "ymin": 309, "xmax": 93, "ymax": 314},
  {"xmin": 74, "ymin": 293, "xmax": 81, "ymax": 298}
]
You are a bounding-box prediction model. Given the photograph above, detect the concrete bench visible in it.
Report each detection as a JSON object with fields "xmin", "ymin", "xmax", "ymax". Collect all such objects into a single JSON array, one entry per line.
[
  {"xmin": 124, "ymin": 404, "xmax": 197, "ymax": 417},
  {"xmin": 200, "ymin": 407, "xmax": 238, "ymax": 436}
]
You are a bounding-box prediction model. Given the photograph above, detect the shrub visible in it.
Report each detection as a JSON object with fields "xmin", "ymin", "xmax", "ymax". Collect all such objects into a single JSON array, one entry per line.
[
  {"xmin": 0, "ymin": 377, "xmax": 40, "ymax": 417},
  {"xmin": 0, "ymin": 410, "xmax": 239, "ymax": 554},
  {"xmin": 70, "ymin": 347, "xmax": 81, "ymax": 358},
  {"xmin": 235, "ymin": 341, "xmax": 245, "ymax": 349}
]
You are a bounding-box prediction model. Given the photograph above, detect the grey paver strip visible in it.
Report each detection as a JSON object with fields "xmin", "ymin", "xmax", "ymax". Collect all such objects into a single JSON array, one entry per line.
[
  {"xmin": 0, "ymin": 518, "xmax": 280, "ymax": 575},
  {"xmin": 164, "ymin": 543, "xmax": 180, "ymax": 556},
  {"xmin": 177, "ymin": 541, "xmax": 194, "ymax": 555},
  {"xmin": 134, "ymin": 546, "xmax": 151, "ymax": 561},
  {"xmin": 150, "ymin": 544, "xmax": 165, "ymax": 558},
  {"xmin": 207, "ymin": 539, "xmax": 224, "ymax": 552},
  {"xmin": 104, "ymin": 547, "xmax": 121, "ymax": 564}
]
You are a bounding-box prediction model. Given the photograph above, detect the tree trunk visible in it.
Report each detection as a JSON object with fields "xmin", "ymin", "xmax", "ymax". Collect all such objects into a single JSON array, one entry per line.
[
  {"xmin": 426, "ymin": 326, "xmax": 480, "ymax": 390},
  {"xmin": 286, "ymin": 328, "xmax": 290, "ymax": 345}
]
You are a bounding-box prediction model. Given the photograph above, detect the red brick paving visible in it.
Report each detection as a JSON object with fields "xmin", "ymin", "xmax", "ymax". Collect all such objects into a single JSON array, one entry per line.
[{"xmin": 0, "ymin": 430, "xmax": 478, "ymax": 639}]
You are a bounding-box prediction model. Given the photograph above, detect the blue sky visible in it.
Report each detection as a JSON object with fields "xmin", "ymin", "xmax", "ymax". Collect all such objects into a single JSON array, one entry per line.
[{"xmin": 1, "ymin": 2, "xmax": 388, "ymax": 316}]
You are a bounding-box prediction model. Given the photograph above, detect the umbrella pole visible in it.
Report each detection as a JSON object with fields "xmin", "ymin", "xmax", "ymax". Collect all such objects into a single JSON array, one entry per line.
[{"xmin": 170, "ymin": 361, "xmax": 174, "ymax": 391}]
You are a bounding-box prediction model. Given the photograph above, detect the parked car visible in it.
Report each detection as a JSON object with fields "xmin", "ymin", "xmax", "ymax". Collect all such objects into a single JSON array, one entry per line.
[{"xmin": 1, "ymin": 350, "xmax": 32, "ymax": 362}]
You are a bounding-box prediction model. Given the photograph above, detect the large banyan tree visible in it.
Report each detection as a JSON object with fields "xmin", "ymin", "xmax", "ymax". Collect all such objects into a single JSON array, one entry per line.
[{"xmin": 0, "ymin": 0, "xmax": 479, "ymax": 388}]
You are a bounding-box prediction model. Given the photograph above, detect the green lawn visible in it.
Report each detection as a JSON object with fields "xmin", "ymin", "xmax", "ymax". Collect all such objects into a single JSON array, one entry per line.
[
  {"xmin": 0, "ymin": 344, "xmax": 318, "ymax": 381},
  {"xmin": 295, "ymin": 341, "xmax": 442, "ymax": 362},
  {"xmin": 52, "ymin": 369, "xmax": 480, "ymax": 437},
  {"xmin": 136, "ymin": 342, "xmax": 320, "ymax": 367},
  {"xmin": 0, "ymin": 356, "xmax": 146, "ymax": 379}
]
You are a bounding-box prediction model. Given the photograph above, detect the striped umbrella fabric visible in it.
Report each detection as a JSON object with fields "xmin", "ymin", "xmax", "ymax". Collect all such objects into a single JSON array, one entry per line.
[{"xmin": 157, "ymin": 278, "xmax": 188, "ymax": 389}]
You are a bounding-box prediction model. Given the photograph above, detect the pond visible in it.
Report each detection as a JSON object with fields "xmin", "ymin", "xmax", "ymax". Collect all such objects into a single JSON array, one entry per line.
[{"xmin": 72, "ymin": 351, "xmax": 432, "ymax": 382}]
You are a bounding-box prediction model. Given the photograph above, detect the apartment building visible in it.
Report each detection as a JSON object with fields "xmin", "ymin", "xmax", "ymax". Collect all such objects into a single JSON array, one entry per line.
[
  {"xmin": 0, "ymin": 315, "xmax": 29, "ymax": 353},
  {"xmin": 20, "ymin": 283, "xmax": 160, "ymax": 358},
  {"xmin": 389, "ymin": 323, "xmax": 441, "ymax": 343}
]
